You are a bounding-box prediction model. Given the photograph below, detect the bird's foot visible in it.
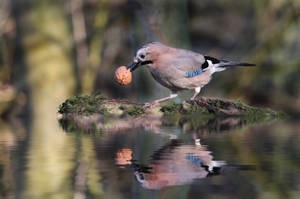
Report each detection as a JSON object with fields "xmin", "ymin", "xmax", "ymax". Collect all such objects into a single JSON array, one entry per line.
[
  {"xmin": 143, "ymin": 101, "xmax": 159, "ymax": 108},
  {"xmin": 190, "ymin": 94, "xmax": 200, "ymax": 101}
]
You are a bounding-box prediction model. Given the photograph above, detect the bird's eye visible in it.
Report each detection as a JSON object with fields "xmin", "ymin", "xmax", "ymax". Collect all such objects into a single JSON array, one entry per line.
[{"xmin": 140, "ymin": 54, "xmax": 145, "ymax": 59}]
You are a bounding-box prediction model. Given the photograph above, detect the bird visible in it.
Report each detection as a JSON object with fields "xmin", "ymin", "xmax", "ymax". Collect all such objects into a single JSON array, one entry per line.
[{"xmin": 126, "ymin": 42, "xmax": 255, "ymax": 106}]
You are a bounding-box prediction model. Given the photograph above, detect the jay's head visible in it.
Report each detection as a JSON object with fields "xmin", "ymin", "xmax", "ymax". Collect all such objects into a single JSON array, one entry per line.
[{"xmin": 127, "ymin": 42, "xmax": 166, "ymax": 72}]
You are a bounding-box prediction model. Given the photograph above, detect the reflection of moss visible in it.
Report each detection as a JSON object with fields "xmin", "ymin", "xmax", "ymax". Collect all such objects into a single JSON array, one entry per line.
[
  {"xmin": 186, "ymin": 113, "xmax": 215, "ymax": 130},
  {"xmin": 59, "ymin": 118, "xmax": 102, "ymax": 134},
  {"xmin": 59, "ymin": 118, "xmax": 81, "ymax": 133},
  {"xmin": 162, "ymin": 114, "xmax": 181, "ymax": 126},
  {"xmin": 58, "ymin": 93, "xmax": 105, "ymax": 115}
]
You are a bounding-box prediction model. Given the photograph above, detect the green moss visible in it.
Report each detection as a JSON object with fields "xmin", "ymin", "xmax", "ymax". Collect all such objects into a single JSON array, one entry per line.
[
  {"xmin": 58, "ymin": 94, "xmax": 286, "ymax": 133},
  {"xmin": 235, "ymin": 100, "xmax": 287, "ymax": 123},
  {"xmin": 214, "ymin": 100, "xmax": 221, "ymax": 108},
  {"xmin": 160, "ymin": 101, "xmax": 214, "ymax": 128},
  {"xmin": 160, "ymin": 102, "xmax": 182, "ymax": 114},
  {"xmin": 161, "ymin": 101, "xmax": 210, "ymax": 115},
  {"xmin": 119, "ymin": 105, "xmax": 145, "ymax": 117},
  {"xmin": 85, "ymin": 104, "xmax": 94, "ymax": 112},
  {"xmin": 58, "ymin": 93, "xmax": 105, "ymax": 115},
  {"xmin": 102, "ymin": 107, "xmax": 111, "ymax": 116},
  {"xmin": 186, "ymin": 102, "xmax": 210, "ymax": 114},
  {"xmin": 127, "ymin": 106, "xmax": 145, "ymax": 116}
]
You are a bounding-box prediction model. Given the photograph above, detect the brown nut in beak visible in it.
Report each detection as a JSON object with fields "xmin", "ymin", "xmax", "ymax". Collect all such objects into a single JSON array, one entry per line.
[{"xmin": 115, "ymin": 66, "xmax": 132, "ymax": 85}]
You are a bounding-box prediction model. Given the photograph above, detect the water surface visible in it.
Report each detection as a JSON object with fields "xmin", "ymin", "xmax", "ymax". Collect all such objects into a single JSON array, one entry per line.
[{"xmin": 1, "ymin": 117, "xmax": 299, "ymax": 199}]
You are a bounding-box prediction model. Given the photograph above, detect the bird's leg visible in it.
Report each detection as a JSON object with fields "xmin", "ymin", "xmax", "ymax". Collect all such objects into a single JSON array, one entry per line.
[
  {"xmin": 190, "ymin": 87, "xmax": 201, "ymax": 100},
  {"xmin": 192, "ymin": 133, "xmax": 201, "ymax": 146},
  {"xmin": 154, "ymin": 93, "xmax": 178, "ymax": 104},
  {"xmin": 144, "ymin": 93, "xmax": 178, "ymax": 107}
]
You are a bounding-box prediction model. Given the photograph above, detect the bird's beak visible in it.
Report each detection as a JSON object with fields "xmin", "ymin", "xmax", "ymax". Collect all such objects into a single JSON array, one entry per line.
[{"xmin": 126, "ymin": 58, "xmax": 140, "ymax": 72}]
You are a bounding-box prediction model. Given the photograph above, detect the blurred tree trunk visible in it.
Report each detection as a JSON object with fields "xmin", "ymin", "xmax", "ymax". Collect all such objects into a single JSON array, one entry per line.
[
  {"xmin": 72, "ymin": 136, "xmax": 104, "ymax": 199},
  {"xmin": 65, "ymin": 0, "xmax": 110, "ymax": 94},
  {"xmin": 11, "ymin": 0, "xmax": 78, "ymax": 198},
  {"xmin": 0, "ymin": 120, "xmax": 16, "ymax": 198},
  {"xmin": 0, "ymin": 0, "xmax": 14, "ymax": 84},
  {"xmin": 83, "ymin": 0, "xmax": 109, "ymax": 94},
  {"xmin": 68, "ymin": 0, "xmax": 89, "ymax": 92}
]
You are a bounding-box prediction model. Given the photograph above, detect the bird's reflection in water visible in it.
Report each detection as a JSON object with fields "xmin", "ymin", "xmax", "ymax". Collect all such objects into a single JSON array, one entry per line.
[{"xmin": 115, "ymin": 139, "xmax": 226, "ymax": 190}]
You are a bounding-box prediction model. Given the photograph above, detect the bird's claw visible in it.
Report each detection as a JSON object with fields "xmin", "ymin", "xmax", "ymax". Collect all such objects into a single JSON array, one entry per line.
[
  {"xmin": 190, "ymin": 95, "xmax": 198, "ymax": 101},
  {"xmin": 143, "ymin": 101, "xmax": 159, "ymax": 108}
]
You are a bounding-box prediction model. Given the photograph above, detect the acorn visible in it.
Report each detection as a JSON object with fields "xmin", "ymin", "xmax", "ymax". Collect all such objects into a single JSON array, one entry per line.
[{"xmin": 115, "ymin": 66, "xmax": 132, "ymax": 85}]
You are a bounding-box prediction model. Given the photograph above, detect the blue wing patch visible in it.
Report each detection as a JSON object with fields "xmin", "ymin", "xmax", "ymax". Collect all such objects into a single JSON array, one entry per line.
[
  {"xmin": 185, "ymin": 155, "xmax": 202, "ymax": 167},
  {"xmin": 185, "ymin": 69, "xmax": 203, "ymax": 77}
]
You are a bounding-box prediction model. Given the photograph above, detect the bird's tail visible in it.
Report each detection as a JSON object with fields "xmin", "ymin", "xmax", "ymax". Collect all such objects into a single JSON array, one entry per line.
[
  {"xmin": 218, "ymin": 60, "xmax": 256, "ymax": 68},
  {"xmin": 204, "ymin": 56, "xmax": 255, "ymax": 73}
]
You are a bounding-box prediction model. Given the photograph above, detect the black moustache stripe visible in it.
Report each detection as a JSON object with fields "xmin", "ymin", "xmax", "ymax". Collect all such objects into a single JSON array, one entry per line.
[{"xmin": 141, "ymin": 61, "xmax": 153, "ymax": 65}]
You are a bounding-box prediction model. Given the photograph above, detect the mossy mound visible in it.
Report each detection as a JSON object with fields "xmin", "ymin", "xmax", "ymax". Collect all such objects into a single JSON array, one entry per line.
[
  {"xmin": 58, "ymin": 94, "xmax": 286, "ymax": 133},
  {"xmin": 58, "ymin": 93, "xmax": 105, "ymax": 115},
  {"xmin": 58, "ymin": 93, "xmax": 145, "ymax": 117}
]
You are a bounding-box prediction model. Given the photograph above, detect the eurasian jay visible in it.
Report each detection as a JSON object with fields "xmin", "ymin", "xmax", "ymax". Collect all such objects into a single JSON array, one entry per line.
[{"xmin": 126, "ymin": 42, "xmax": 255, "ymax": 106}]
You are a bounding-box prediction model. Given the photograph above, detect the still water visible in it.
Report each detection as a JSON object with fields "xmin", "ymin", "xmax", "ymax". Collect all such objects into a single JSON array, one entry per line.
[{"xmin": 1, "ymin": 116, "xmax": 299, "ymax": 199}]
